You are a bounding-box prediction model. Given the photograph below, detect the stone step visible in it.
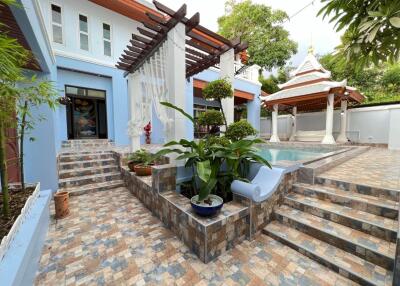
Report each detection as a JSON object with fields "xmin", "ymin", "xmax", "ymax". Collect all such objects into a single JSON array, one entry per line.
[
  {"xmin": 58, "ymin": 158, "xmax": 117, "ymax": 170},
  {"xmin": 315, "ymin": 176, "xmax": 399, "ymax": 202},
  {"xmin": 264, "ymin": 221, "xmax": 393, "ymax": 286},
  {"xmin": 58, "ymin": 150, "xmax": 114, "ymax": 156},
  {"xmin": 284, "ymin": 193, "xmax": 397, "ymax": 242},
  {"xmin": 58, "ymin": 172, "xmax": 121, "ymax": 188},
  {"xmin": 274, "ymin": 205, "xmax": 395, "ymax": 270},
  {"xmin": 58, "ymin": 180, "xmax": 125, "ymax": 196},
  {"xmin": 293, "ymin": 183, "xmax": 399, "ymax": 219},
  {"xmin": 58, "ymin": 165, "xmax": 120, "ymax": 179},
  {"xmin": 58, "ymin": 152, "xmax": 114, "ymax": 163}
]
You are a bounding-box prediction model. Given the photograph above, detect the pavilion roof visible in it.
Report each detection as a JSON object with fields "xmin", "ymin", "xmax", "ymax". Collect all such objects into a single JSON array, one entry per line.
[{"xmin": 261, "ymin": 49, "xmax": 365, "ymax": 112}]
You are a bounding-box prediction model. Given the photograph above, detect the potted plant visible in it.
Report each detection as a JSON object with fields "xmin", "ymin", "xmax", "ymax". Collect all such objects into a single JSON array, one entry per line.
[
  {"xmin": 134, "ymin": 161, "xmax": 153, "ymax": 176},
  {"xmin": 127, "ymin": 149, "xmax": 151, "ymax": 172},
  {"xmin": 156, "ymin": 90, "xmax": 270, "ymax": 216}
]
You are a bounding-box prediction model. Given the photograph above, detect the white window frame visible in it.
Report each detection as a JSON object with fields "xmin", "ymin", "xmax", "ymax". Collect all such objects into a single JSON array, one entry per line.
[
  {"xmin": 102, "ymin": 22, "xmax": 112, "ymax": 57},
  {"xmin": 50, "ymin": 2, "xmax": 63, "ymax": 45},
  {"xmin": 78, "ymin": 13, "xmax": 90, "ymax": 51}
]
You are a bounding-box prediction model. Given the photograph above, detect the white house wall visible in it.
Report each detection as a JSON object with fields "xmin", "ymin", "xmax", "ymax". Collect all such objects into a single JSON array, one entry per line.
[{"xmin": 39, "ymin": 0, "xmax": 142, "ymax": 68}]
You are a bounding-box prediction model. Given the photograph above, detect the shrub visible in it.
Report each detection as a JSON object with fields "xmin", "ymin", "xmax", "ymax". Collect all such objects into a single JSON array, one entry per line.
[
  {"xmin": 225, "ymin": 120, "xmax": 257, "ymax": 141},
  {"xmin": 205, "ymin": 135, "xmax": 230, "ymax": 147},
  {"xmin": 202, "ymin": 78, "xmax": 233, "ymax": 100},
  {"xmin": 128, "ymin": 149, "xmax": 151, "ymax": 164},
  {"xmin": 197, "ymin": 110, "xmax": 224, "ymax": 126}
]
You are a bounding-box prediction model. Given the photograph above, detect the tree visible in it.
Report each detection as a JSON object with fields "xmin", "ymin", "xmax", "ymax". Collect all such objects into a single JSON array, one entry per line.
[
  {"xmin": 318, "ymin": 0, "xmax": 400, "ymax": 68},
  {"xmin": 218, "ymin": 0, "xmax": 297, "ymax": 71},
  {"xmin": 16, "ymin": 77, "xmax": 58, "ymax": 191},
  {"xmin": 319, "ymin": 52, "xmax": 400, "ymax": 104}
]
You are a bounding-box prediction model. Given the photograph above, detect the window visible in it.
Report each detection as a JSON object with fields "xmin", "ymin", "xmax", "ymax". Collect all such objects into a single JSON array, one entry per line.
[
  {"xmin": 79, "ymin": 14, "xmax": 89, "ymax": 51},
  {"xmin": 51, "ymin": 4, "xmax": 63, "ymax": 44},
  {"xmin": 103, "ymin": 23, "xmax": 111, "ymax": 57}
]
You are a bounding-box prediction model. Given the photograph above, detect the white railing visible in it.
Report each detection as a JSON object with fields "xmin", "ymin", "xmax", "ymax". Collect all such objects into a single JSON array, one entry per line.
[
  {"xmin": 0, "ymin": 183, "xmax": 40, "ymax": 262},
  {"xmin": 214, "ymin": 61, "xmax": 258, "ymax": 82}
]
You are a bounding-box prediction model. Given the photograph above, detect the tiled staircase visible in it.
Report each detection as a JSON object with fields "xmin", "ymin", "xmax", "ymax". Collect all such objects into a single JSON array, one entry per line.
[
  {"xmin": 57, "ymin": 140, "xmax": 124, "ymax": 196},
  {"xmin": 263, "ymin": 177, "xmax": 398, "ymax": 286}
]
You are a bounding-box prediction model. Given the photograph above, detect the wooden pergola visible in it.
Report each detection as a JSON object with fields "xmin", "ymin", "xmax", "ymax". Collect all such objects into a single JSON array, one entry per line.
[
  {"xmin": 114, "ymin": 1, "xmax": 247, "ymax": 78},
  {"xmin": 261, "ymin": 49, "xmax": 365, "ymax": 144}
]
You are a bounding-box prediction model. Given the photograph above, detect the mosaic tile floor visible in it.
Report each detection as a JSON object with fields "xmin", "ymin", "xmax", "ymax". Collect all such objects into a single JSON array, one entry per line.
[
  {"xmin": 35, "ymin": 187, "xmax": 357, "ymax": 286},
  {"xmin": 320, "ymin": 148, "xmax": 400, "ymax": 191}
]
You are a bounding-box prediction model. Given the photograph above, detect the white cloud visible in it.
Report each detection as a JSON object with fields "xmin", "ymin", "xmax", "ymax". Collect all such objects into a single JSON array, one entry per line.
[{"xmin": 154, "ymin": 0, "xmax": 342, "ymax": 68}]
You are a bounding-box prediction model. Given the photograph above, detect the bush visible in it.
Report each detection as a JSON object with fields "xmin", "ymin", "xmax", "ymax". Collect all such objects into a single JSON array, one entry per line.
[
  {"xmin": 202, "ymin": 78, "xmax": 233, "ymax": 100},
  {"xmin": 127, "ymin": 149, "xmax": 151, "ymax": 164},
  {"xmin": 225, "ymin": 120, "xmax": 257, "ymax": 141},
  {"xmin": 197, "ymin": 110, "xmax": 224, "ymax": 126},
  {"xmin": 205, "ymin": 135, "xmax": 230, "ymax": 147}
]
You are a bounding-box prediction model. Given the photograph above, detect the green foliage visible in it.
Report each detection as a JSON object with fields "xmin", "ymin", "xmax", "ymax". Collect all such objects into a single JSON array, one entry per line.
[
  {"xmin": 127, "ymin": 149, "xmax": 154, "ymax": 166},
  {"xmin": 319, "ymin": 53, "xmax": 400, "ymax": 104},
  {"xmin": 154, "ymin": 102, "xmax": 271, "ymax": 203},
  {"xmin": 218, "ymin": 0, "xmax": 297, "ymax": 70},
  {"xmin": 318, "ymin": 0, "xmax": 400, "ymax": 68},
  {"xmin": 225, "ymin": 120, "xmax": 257, "ymax": 141},
  {"xmin": 202, "ymin": 78, "xmax": 233, "ymax": 101},
  {"xmin": 197, "ymin": 110, "xmax": 224, "ymax": 127}
]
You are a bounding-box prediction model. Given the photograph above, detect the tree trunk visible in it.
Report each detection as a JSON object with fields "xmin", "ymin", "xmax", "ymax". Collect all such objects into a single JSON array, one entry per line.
[
  {"xmin": 218, "ymin": 98, "xmax": 228, "ymax": 130},
  {"xmin": 19, "ymin": 101, "xmax": 27, "ymax": 192},
  {"xmin": 0, "ymin": 121, "xmax": 10, "ymax": 217}
]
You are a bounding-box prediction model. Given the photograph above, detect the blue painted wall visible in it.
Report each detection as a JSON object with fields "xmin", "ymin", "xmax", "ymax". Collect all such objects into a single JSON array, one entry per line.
[
  {"xmin": 55, "ymin": 56, "xmax": 129, "ymax": 147},
  {"xmin": 55, "ymin": 68, "xmax": 114, "ymax": 145}
]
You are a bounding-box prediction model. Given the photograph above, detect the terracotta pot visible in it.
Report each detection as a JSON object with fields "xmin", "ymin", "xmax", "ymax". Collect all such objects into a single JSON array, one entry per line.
[
  {"xmin": 127, "ymin": 161, "xmax": 138, "ymax": 172},
  {"xmin": 134, "ymin": 164, "xmax": 152, "ymax": 176},
  {"xmin": 54, "ymin": 191, "xmax": 70, "ymax": 219}
]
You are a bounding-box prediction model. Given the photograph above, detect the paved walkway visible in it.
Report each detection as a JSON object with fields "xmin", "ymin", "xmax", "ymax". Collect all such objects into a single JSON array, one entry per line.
[
  {"xmin": 35, "ymin": 187, "xmax": 356, "ymax": 286},
  {"xmin": 320, "ymin": 148, "xmax": 400, "ymax": 191}
]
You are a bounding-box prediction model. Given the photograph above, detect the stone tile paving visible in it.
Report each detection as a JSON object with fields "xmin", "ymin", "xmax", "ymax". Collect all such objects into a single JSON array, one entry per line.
[
  {"xmin": 320, "ymin": 148, "xmax": 400, "ymax": 191},
  {"xmin": 35, "ymin": 187, "xmax": 357, "ymax": 286}
]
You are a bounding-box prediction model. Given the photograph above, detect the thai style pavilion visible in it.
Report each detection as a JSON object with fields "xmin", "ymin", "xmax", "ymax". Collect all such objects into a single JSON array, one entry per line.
[{"xmin": 261, "ymin": 48, "xmax": 365, "ymax": 144}]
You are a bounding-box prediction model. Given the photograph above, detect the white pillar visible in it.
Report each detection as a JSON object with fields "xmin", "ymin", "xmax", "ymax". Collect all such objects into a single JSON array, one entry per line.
[
  {"xmin": 220, "ymin": 48, "xmax": 235, "ymax": 127},
  {"xmin": 289, "ymin": 106, "xmax": 297, "ymax": 141},
  {"xmin": 321, "ymin": 93, "xmax": 336, "ymax": 144},
  {"xmin": 128, "ymin": 73, "xmax": 141, "ymax": 152},
  {"xmin": 270, "ymin": 104, "xmax": 280, "ymax": 142},
  {"xmin": 336, "ymin": 100, "xmax": 348, "ymax": 143},
  {"xmin": 167, "ymin": 22, "xmax": 187, "ymax": 141}
]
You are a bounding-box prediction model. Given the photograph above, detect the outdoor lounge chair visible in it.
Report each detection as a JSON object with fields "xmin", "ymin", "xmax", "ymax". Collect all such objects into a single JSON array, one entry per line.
[{"xmin": 231, "ymin": 163, "xmax": 301, "ymax": 202}]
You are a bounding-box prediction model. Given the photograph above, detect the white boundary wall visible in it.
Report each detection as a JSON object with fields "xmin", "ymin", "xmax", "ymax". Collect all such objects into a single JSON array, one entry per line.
[{"xmin": 260, "ymin": 104, "xmax": 400, "ymax": 149}]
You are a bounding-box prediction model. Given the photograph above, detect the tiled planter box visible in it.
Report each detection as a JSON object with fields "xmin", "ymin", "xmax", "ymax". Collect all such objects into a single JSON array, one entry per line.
[{"xmin": 119, "ymin": 153, "xmax": 298, "ymax": 264}]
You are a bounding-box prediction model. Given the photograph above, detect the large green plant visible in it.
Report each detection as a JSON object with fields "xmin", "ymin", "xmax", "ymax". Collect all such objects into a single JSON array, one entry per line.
[
  {"xmin": 156, "ymin": 102, "xmax": 270, "ymax": 203},
  {"xmin": 197, "ymin": 110, "xmax": 224, "ymax": 127},
  {"xmin": 318, "ymin": 0, "xmax": 400, "ymax": 68}
]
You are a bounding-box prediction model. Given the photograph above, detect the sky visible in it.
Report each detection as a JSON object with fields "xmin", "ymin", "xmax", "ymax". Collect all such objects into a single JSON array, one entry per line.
[{"xmin": 156, "ymin": 0, "xmax": 343, "ymax": 70}]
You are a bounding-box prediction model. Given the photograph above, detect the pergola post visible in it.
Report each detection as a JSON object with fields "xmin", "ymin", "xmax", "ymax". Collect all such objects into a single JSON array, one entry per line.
[
  {"xmin": 270, "ymin": 104, "xmax": 280, "ymax": 142},
  {"xmin": 321, "ymin": 93, "xmax": 336, "ymax": 144},
  {"xmin": 337, "ymin": 100, "xmax": 348, "ymax": 143},
  {"xmin": 128, "ymin": 73, "xmax": 141, "ymax": 152},
  {"xmin": 220, "ymin": 48, "xmax": 235, "ymax": 127},
  {"xmin": 167, "ymin": 22, "xmax": 188, "ymax": 141},
  {"xmin": 289, "ymin": 106, "xmax": 297, "ymax": 141}
]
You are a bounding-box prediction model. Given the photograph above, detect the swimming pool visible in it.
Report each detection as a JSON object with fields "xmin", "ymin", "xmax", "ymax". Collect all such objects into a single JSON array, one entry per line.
[{"xmin": 258, "ymin": 146, "xmax": 327, "ymax": 164}]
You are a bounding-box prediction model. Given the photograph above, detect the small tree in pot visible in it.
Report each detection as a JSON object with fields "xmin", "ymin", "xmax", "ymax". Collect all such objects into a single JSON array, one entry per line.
[{"xmin": 197, "ymin": 110, "xmax": 224, "ymax": 136}]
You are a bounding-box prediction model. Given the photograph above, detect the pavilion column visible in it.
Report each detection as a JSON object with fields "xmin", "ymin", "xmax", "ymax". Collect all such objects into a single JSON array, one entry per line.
[
  {"xmin": 289, "ymin": 106, "xmax": 297, "ymax": 141},
  {"xmin": 220, "ymin": 48, "xmax": 235, "ymax": 128},
  {"xmin": 167, "ymin": 22, "xmax": 188, "ymax": 141},
  {"xmin": 128, "ymin": 73, "xmax": 141, "ymax": 152},
  {"xmin": 321, "ymin": 93, "xmax": 336, "ymax": 144},
  {"xmin": 270, "ymin": 104, "xmax": 280, "ymax": 142},
  {"xmin": 336, "ymin": 100, "xmax": 348, "ymax": 143}
]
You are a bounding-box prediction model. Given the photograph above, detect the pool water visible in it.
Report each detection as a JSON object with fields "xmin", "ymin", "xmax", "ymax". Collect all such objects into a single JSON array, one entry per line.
[{"xmin": 258, "ymin": 147, "xmax": 326, "ymax": 164}]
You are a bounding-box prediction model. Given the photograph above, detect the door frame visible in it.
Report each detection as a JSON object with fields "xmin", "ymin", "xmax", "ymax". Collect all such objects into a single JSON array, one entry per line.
[{"xmin": 65, "ymin": 85, "xmax": 108, "ymax": 139}]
